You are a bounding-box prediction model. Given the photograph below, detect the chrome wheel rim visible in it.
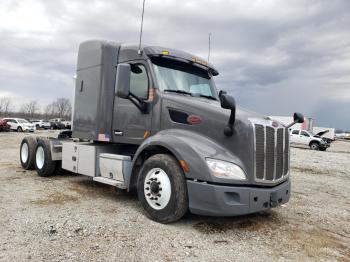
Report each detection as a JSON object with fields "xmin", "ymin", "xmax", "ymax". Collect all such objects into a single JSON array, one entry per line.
[
  {"xmin": 21, "ymin": 143, "xmax": 29, "ymax": 163},
  {"xmin": 144, "ymin": 168, "xmax": 171, "ymax": 210},
  {"xmin": 36, "ymin": 146, "xmax": 45, "ymax": 169}
]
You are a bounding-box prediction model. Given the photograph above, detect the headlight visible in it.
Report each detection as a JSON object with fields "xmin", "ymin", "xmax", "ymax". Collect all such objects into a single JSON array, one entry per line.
[{"xmin": 206, "ymin": 158, "xmax": 247, "ymax": 180}]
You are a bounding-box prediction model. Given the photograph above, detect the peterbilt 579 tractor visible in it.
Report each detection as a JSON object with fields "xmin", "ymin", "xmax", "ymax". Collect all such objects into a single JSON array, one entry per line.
[{"xmin": 19, "ymin": 40, "xmax": 304, "ymax": 223}]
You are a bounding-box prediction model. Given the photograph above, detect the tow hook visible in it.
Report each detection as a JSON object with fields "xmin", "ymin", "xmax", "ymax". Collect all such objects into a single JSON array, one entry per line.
[{"xmin": 270, "ymin": 192, "xmax": 278, "ymax": 208}]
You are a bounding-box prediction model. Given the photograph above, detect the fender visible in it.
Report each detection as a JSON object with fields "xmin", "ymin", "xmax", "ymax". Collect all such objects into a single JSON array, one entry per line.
[
  {"xmin": 126, "ymin": 129, "xmax": 247, "ymax": 190},
  {"xmin": 309, "ymin": 140, "xmax": 321, "ymax": 146}
]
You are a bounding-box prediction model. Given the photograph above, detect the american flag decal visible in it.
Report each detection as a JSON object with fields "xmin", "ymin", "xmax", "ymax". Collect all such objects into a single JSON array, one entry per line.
[{"xmin": 98, "ymin": 133, "xmax": 111, "ymax": 142}]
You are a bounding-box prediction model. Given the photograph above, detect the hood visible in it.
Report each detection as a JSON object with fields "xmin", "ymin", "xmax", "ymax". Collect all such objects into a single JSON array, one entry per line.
[
  {"xmin": 315, "ymin": 130, "xmax": 329, "ymax": 137},
  {"xmin": 160, "ymin": 93, "xmax": 275, "ymax": 185},
  {"xmin": 161, "ymin": 93, "xmax": 265, "ymax": 125}
]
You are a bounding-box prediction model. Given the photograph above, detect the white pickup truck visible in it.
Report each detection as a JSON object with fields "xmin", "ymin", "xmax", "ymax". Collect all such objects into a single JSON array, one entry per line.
[{"xmin": 289, "ymin": 129, "xmax": 330, "ymax": 151}]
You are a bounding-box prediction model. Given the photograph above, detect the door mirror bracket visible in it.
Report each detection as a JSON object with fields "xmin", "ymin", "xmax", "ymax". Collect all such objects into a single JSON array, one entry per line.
[{"xmin": 219, "ymin": 93, "xmax": 236, "ymax": 136}]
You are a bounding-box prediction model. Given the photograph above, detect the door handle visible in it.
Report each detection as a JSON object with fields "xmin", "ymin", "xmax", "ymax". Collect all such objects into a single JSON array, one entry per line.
[{"xmin": 114, "ymin": 130, "xmax": 123, "ymax": 136}]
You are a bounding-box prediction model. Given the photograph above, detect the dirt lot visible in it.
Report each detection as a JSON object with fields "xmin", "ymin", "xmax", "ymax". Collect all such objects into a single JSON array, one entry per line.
[{"xmin": 0, "ymin": 130, "xmax": 349, "ymax": 261}]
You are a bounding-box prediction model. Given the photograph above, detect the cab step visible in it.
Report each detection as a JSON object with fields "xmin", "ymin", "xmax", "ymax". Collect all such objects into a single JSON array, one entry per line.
[{"xmin": 93, "ymin": 176, "xmax": 127, "ymax": 189}]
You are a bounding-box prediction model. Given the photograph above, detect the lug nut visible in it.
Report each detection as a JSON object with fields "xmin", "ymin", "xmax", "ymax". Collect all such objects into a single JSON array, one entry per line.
[
  {"xmin": 146, "ymin": 182, "xmax": 150, "ymax": 185},
  {"xmin": 146, "ymin": 193, "xmax": 150, "ymax": 196},
  {"xmin": 145, "ymin": 187, "xmax": 149, "ymax": 190},
  {"xmin": 157, "ymin": 194, "xmax": 161, "ymax": 197}
]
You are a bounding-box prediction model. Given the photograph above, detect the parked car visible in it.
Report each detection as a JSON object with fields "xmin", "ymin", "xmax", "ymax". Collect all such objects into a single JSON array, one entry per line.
[
  {"xmin": 49, "ymin": 118, "xmax": 71, "ymax": 129},
  {"xmin": 31, "ymin": 119, "xmax": 51, "ymax": 129},
  {"xmin": 289, "ymin": 129, "xmax": 329, "ymax": 151},
  {"xmin": 2, "ymin": 118, "xmax": 35, "ymax": 132},
  {"xmin": 50, "ymin": 121, "xmax": 65, "ymax": 130},
  {"xmin": 0, "ymin": 119, "xmax": 11, "ymax": 132}
]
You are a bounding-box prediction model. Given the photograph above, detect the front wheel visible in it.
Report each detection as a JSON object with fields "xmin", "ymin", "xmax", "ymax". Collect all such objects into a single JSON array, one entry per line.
[
  {"xmin": 137, "ymin": 154, "xmax": 188, "ymax": 224},
  {"xmin": 310, "ymin": 142, "xmax": 320, "ymax": 150},
  {"xmin": 17, "ymin": 126, "xmax": 23, "ymax": 132}
]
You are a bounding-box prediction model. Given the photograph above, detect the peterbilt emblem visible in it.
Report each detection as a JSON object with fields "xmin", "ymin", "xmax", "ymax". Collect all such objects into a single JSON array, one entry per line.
[{"xmin": 272, "ymin": 121, "xmax": 278, "ymax": 128}]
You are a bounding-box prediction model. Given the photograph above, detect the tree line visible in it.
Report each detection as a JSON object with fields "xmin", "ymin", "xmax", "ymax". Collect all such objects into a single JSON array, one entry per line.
[{"xmin": 0, "ymin": 97, "xmax": 72, "ymax": 120}]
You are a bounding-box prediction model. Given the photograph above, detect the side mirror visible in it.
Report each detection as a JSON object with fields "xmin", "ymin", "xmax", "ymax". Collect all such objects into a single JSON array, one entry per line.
[
  {"xmin": 286, "ymin": 112, "xmax": 305, "ymax": 128},
  {"xmin": 115, "ymin": 63, "xmax": 148, "ymax": 114},
  {"xmin": 218, "ymin": 90, "xmax": 227, "ymax": 100},
  {"xmin": 220, "ymin": 93, "xmax": 236, "ymax": 136},
  {"xmin": 116, "ymin": 64, "xmax": 131, "ymax": 98},
  {"xmin": 293, "ymin": 112, "xmax": 304, "ymax": 123},
  {"xmin": 220, "ymin": 93, "xmax": 236, "ymax": 110}
]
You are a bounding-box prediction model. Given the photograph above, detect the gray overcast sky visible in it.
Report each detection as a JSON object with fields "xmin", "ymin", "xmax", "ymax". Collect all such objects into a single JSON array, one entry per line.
[{"xmin": 0, "ymin": 0, "xmax": 349, "ymax": 129}]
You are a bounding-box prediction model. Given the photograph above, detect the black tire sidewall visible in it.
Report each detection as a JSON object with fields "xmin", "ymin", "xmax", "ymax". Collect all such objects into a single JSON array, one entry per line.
[
  {"xmin": 17, "ymin": 126, "xmax": 23, "ymax": 132},
  {"xmin": 310, "ymin": 142, "xmax": 319, "ymax": 150},
  {"xmin": 137, "ymin": 154, "xmax": 188, "ymax": 223},
  {"xmin": 20, "ymin": 137, "xmax": 37, "ymax": 170},
  {"xmin": 35, "ymin": 139, "xmax": 57, "ymax": 177}
]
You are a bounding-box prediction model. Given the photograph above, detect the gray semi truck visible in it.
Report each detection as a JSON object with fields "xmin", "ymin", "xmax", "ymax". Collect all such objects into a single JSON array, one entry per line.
[{"xmin": 19, "ymin": 40, "xmax": 304, "ymax": 223}]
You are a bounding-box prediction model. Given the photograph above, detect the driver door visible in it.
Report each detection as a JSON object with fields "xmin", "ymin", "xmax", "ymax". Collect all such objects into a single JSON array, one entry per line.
[{"xmin": 112, "ymin": 61, "xmax": 153, "ymax": 144}]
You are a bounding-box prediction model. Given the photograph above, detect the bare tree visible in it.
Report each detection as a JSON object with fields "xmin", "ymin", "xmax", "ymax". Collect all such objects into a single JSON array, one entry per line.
[
  {"xmin": 44, "ymin": 102, "xmax": 57, "ymax": 119},
  {"xmin": 21, "ymin": 100, "xmax": 39, "ymax": 119},
  {"xmin": 54, "ymin": 98, "xmax": 71, "ymax": 119},
  {"xmin": 0, "ymin": 97, "xmax": 13, "ymax": 115},
  {"xmin": 43, "ymin": 98, "xmax": 72, "ymax": 120}
]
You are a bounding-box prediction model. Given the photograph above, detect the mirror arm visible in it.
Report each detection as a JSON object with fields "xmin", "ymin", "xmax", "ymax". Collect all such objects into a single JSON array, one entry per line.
[
  {"xmin": 224, "ymin": 108, "xmax": 235, "ymax": 136},
  {"xmin": 128, "ymin": 92, "xmax": 148, "ymax": 113},
  {"xmin": 286, "ymin": 120, "xmax": 298, "ymax": 129}
]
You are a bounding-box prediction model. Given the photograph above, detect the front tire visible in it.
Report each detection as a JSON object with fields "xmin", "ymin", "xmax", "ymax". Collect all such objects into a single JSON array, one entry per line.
[
  {"xmin": 310, "ymin": 142, "xmax": 320, "ymax": 150},
  {"xmin": 35, "ymin": 139, "xmax": 57, "ymax": 177},
  {"xmin": 17, "ymin": 126, "xmax": 23, "ymax": 132},
  {"xmin": 137, "ymin": 154, "xmax": 188, "ymax": 223},
  {"xmin": 20, "ymin": 136, "xmax": 37, "ymax": 170}
]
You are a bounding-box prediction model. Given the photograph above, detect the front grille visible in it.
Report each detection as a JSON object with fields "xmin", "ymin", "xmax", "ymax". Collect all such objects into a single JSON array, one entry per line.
[{"xmin": 253, "ymin": 124, "xmax": 289, "ymax": 183}]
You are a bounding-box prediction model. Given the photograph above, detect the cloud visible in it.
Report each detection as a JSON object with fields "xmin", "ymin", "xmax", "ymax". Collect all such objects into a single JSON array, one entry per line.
[{"xmin": 0, "ymin": 0, "xmax": 349, "ymax": 129}]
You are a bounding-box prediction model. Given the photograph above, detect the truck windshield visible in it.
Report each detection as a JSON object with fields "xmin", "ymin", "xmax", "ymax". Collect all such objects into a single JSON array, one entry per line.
[{"xmin": 151, "ymin": 57, "xmax": 218, "ymax": 99}]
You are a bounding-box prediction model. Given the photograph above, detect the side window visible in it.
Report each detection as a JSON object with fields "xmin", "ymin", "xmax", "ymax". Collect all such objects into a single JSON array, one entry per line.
[
  {"xmin": 292, "ymin": 130, "xmax": 299, "ymax": 135},
  {"xmin": 301, "ymin": 131, "xmax": 310, "ymax": 137},
  {"xmin": 130, "ymin": 64, "xmax": 149, "ymax": 99}
]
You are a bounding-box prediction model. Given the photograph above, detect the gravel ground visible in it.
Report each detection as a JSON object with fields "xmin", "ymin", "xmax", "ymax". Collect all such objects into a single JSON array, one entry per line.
[{"xmin": 0, "ymin": 130, "xmax": 349, "ymax": 261}]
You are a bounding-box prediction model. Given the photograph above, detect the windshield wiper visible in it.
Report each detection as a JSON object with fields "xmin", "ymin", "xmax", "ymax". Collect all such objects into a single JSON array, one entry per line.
[{"xmin": 163, "ymin": 89, "xmax": 193, "ymax": 96}]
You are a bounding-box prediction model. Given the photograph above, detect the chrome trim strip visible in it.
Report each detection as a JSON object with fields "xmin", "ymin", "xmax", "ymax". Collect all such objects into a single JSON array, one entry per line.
[
  {"xmin": 263, "ymin": 125, "xmax": 266, "ymax": 180},
  {"xmin": 282, "ymin": 128, "xmax": 285, "ymax": 177},
  {"xmin": 273, "ymin": 128, "xmax": 277, "ymax": 180},
  {"xmin": 252, "ymin": 122, "xmax": 256, "ymax": 180}
]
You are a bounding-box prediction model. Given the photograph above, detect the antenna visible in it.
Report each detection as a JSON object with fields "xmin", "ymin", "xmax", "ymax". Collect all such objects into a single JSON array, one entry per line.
[
  {"xmin": 138, "ymin": 0, "xmax": 146, "ymax": 55},
  {"xmin": 208, "ymin": 32, "xmax": 211, "ymax": 63}
]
